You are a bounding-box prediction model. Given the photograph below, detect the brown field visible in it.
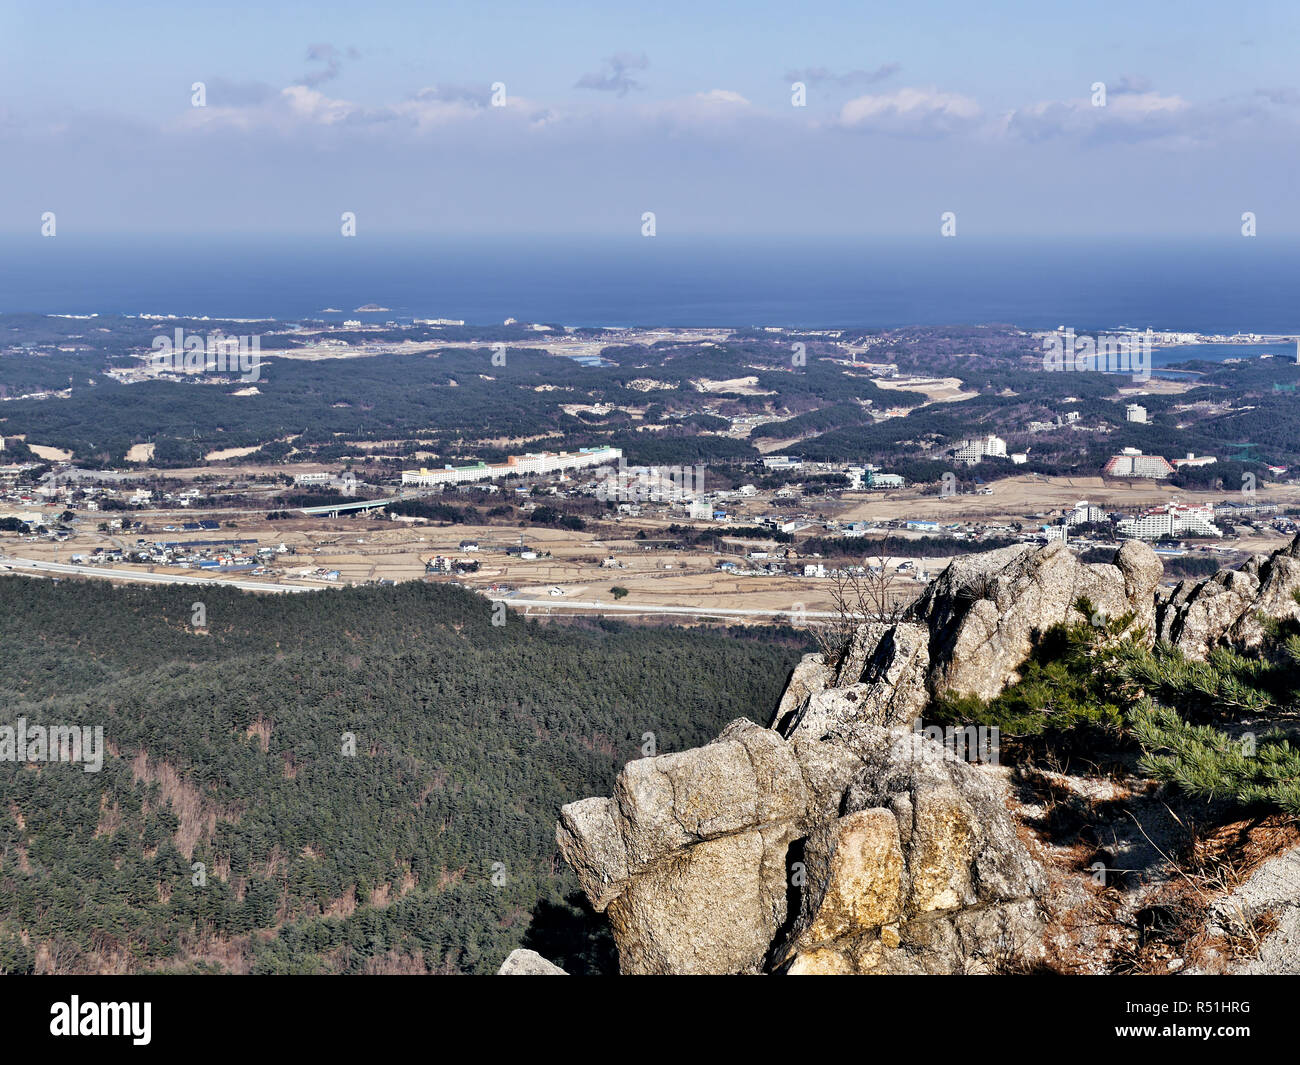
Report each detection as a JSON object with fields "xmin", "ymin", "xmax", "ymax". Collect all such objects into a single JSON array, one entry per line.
[
  {"xmin": 873, "ymin": 376, "xmax": 978, "ymax": 404},
  {"xmin": 6, "ymin": 469, "xmax": 1295, "ymax": 618}
]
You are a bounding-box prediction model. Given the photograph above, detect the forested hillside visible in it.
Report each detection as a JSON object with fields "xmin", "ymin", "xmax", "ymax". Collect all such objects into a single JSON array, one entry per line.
[{"xmin": 0, "ymin": 577, "xmax": 803, "ymax": 974}]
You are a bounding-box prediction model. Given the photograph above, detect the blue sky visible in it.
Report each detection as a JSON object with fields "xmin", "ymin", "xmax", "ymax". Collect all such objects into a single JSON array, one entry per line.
[{"xmin": 3, "ymin": 0, "xmax": 1299, "ymax": 237}]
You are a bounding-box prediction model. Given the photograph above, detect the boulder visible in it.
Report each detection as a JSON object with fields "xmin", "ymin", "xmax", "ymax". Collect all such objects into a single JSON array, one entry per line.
[
  {"xmin": 913, "ymin": 540, "xmax": 1162, "ymax": 701},
  {"xmin": 497, "ymin": 949, "xmax": 568, "ymax": 975},
  {"xmin": 771, "ymin": 652, "xmax": 834, "ymax": 733},
  {"xmin": 555, "ymin": 718, "xmax": 819, "ymax": 971},
  {"xmin": 1158, "ymin": 534, "xmax": 1300, "ymax": 660},
  {"xmin": 559, "ymin": 713, "xmax": 1045, "ymax": 975},
  {"xmin": 605, "ymin": 824, "xmax": 800, "ymax": 975},
  {"xmin": 774, "ymin": 622, "xmax": 929, "ymax": 739}
]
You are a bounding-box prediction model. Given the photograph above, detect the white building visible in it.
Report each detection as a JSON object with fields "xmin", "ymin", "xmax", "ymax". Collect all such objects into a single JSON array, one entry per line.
[
  {"xmin": 1172, "ymin": 452, "xmax": 1217, "ymax": 469},
  {"xmin": 402, "ymin": 446, "xmax": 621, "ymax": 487},
  {"xmin": 1103, "ymin": 449, "xmax": 1174, "ymax": 479},
  {"xmin": 952, "ymin": 435, "xmax": 1007, "ymax": 466},
  {"xmin": 1067, "ymin": 500, "xmax": 1108, "ymax": 526},
  {"xmin": 294, "ymin": 472, "xmax": 332, "ymax": 486},
  {"xmin": 1125, "ymin": 403, "xmax": 1148, "ymax": 424},
  {"xmin": 1117, "ymin": 503, "xmax": 1221, "ymax": 540}
]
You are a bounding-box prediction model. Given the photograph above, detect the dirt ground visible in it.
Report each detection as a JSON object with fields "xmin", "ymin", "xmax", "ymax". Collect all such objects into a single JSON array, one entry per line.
[{"xmin": 6, "ymin": 471, "xmax": 1294, "ymax": 614}]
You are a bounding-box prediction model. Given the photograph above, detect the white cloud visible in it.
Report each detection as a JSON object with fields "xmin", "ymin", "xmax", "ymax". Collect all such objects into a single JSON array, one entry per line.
[
  {"xmin": 281, "ymin": 85, "xmax": 358, "ymax": 125},
  {"xmin": 838, "ymin": 87, "xmax": 982, "ymax": 135},
  {"xmin": 1003, "ymin": 89, "xmax": 1197, "ymax": 144},
  {"xmin": 694, "ymin": 89, "xmax": 749, "ymax": 106}
]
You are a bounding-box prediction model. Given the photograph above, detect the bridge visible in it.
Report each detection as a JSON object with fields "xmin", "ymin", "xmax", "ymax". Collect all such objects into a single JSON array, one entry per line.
[
  {"xmin": 296, "ymin": 488, "xmax": 439, "ymax": 518},
  {"xmin": 297, "ymin": 496, "xmax": 398, "ymax": 517}
]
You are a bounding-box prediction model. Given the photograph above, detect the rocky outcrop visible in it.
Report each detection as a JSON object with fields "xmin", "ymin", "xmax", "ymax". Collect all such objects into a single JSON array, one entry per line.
[
  {"xmin": 773, "ymin": 540, "xmax": 1163, "ymax": 727},
  {"xmin": 551, "ymin": 539, "xmax": 1170, "ymax": 975},
  {"xmin": 774, "ymin": 622, "xmax": 930, "ymax": 740},
  {"xmin": 774, "ymin": 724, "xmax": 1044, "ymax": 974},
  {"xmin": 912, "ymin": 539, "xmax": 1162, "ymax": 701},
  {"xmin": 1187, "ymin": 849, "xmax": 1300, "ymax": 974},
  {"xmin": 771, "ymin": 652, "xmax": 836, "ymax": 733},
  {"xmin": 1157, "ymin": 534, "xmax": 1300, "ymax": 660},
  {"xmin": 556, "ymin": 719, "xmax": 838, "ymax": 973},
  {"xmin": 557, "ymin": 711, "xmax": 1044, "ymax": 974},
  {"xmin": 497, "ymin": 948, "xmax": 569, "ymax": 975},
  {"xmin": 537, "ymin": 536, "xmax": 1300, "ymax": 977}
]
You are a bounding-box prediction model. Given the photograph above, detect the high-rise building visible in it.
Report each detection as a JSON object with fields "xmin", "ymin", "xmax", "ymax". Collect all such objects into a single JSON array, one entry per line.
[{"xmin": 952, "ymin": 435, "xmax": 1007, "ymax": 466}]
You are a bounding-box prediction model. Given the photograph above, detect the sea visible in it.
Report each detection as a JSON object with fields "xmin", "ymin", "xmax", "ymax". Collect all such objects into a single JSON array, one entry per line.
[{"xmin": 2, "ymin": 235, "xmax": 1298, "ymax": 364}]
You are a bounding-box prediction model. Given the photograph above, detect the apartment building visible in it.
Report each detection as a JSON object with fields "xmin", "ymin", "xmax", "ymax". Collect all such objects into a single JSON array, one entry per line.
[
  {"xmin": 402, "ymin": 446, "xmax": 621, "ymax": 487},
  {"xmin": 952, "ymin": 435, "xmax": 1007, "ymax": 466},
  {"xmin": 1117, "ymin": 503, "xmax": 1221, "ymax": 539}
]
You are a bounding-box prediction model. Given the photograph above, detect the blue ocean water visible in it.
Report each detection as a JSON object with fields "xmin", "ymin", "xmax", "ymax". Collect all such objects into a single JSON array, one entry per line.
[{"xmin": 2, "ymin": 234, "xmax": 1298, "ymax": 335}]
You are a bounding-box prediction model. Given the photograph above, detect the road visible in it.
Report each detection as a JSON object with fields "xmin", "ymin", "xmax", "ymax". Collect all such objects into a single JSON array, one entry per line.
[
  {"xmin": 490, "ymin": 595, "xmax": 853, "ymax": 619},
  {"xmin": 0, "ymin": 556, "xmax": 316, "ymax": 594}
]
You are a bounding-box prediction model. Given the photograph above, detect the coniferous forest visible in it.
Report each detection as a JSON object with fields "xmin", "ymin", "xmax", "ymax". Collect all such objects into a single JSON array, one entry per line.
[{"xmin": 0, "ymin": 576, "xmax": 804, "ymax": 974}]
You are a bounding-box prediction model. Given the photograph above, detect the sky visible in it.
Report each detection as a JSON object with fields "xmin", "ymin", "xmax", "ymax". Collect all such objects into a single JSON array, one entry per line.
[{"xmin": 2, "ymin": 0, "xmax": 1299, "ymax": 238}]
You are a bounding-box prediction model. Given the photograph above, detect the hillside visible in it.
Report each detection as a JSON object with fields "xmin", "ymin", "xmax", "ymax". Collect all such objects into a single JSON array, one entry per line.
[{"xmin": 0, "ymin": 577, "xmax": 803, "ymax": 974}]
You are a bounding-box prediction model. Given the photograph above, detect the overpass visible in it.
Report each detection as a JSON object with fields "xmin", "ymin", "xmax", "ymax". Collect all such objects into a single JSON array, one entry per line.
[
  {"xmin": 297, "ymin": 496, "xmax": 397, "ymax": 517},
  {"xmin": 296, "ymin": 486, "xmax": 446, "ymax": 517}
]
